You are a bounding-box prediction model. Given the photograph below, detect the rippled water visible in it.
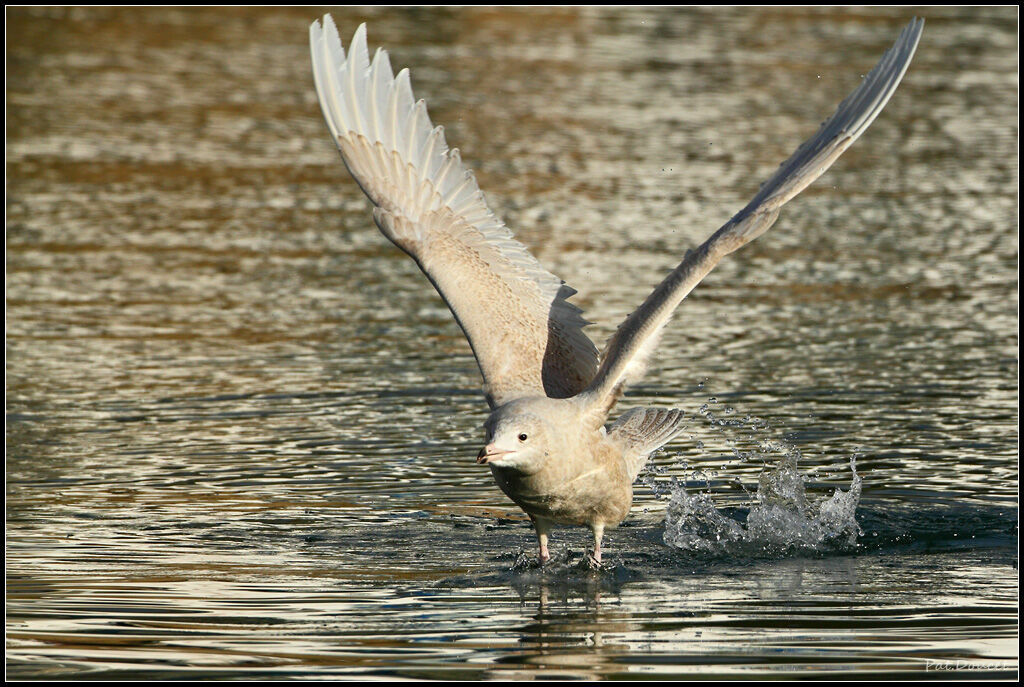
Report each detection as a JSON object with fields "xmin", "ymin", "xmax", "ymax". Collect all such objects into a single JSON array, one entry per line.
[{"xmin": 6, "ymin": 5, "xmax": 1018, "ymax": 680}]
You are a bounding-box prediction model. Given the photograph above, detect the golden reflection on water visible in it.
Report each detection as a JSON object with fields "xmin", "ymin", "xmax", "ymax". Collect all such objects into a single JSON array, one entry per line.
[{"xmin": 7, "ymin": 5, "xmax": 1018, "ymax": 680}]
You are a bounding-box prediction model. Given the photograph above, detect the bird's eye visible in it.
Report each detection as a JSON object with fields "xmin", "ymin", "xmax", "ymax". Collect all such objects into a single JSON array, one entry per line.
[{"xmin": 518, "ymin": 433, "xmax": 528, "ymax": 442}]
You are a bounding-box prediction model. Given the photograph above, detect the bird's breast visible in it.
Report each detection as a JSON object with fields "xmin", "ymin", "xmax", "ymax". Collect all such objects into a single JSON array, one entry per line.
[{"xmin": 489, "ymin": 444, "xmax": 632, "ymax": 527}]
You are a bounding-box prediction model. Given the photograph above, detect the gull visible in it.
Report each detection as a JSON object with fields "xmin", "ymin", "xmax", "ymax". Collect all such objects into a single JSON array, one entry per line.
[{"xmin": 309, "ymin": 16, "xmax": 923, "ymax": 566}]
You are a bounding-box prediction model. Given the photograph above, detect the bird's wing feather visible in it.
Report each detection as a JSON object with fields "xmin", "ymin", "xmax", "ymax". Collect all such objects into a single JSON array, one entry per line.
[
  {"xmin": 578, "ymin": 18, "xmax": 924, "ymax": 424},
  {"xmin": 310, "ymin": 17, "xmax": 599, "ymax": 407}
]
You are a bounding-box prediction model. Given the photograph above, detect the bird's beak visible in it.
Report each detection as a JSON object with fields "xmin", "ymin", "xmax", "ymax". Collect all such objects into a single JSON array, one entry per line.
[{"xmin": 476, "ymin": 444, "xmax": 512, "ymax": 465}]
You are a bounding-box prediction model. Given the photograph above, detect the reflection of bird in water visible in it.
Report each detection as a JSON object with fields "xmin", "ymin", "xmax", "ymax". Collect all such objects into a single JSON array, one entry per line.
[{"xmin": 308, "ymin": 16, "xmax": 923, "ymax": 566}]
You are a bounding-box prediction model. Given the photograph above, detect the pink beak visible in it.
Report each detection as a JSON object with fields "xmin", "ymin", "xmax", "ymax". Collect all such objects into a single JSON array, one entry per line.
[{"xmin": 476, "ymin": 444, "xmax": 512, "ymax": 464}]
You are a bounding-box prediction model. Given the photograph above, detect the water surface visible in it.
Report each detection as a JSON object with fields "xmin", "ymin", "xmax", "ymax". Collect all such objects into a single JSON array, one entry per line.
[{"xmin": 6, "ymin": 5, "xmax": 1018, "ymax": 680}]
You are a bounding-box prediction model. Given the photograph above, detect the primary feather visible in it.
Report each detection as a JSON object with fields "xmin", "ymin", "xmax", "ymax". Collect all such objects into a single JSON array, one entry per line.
[
  {"xmin": 310, "ymin": 17, "xmax": 599, "ymax": 408},
  {"xmin": 578, "ymin": 18, "xmax": 925, "ymax": 426}
]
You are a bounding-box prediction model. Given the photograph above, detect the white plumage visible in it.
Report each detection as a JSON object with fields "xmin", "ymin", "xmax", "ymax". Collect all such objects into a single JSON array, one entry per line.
[
  {"xmin": 309, "ymin": 16, "xmax": 924, "ymax": 565},
  {"xmin": 310, "ymin": 17, "xmax": 599, "ymax": 408}
]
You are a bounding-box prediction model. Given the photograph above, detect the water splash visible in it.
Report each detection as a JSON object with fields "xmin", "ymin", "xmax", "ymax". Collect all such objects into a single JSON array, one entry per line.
[{"xmin": 662, "ymin": 454, "xmax": 862, "ymax": 558}]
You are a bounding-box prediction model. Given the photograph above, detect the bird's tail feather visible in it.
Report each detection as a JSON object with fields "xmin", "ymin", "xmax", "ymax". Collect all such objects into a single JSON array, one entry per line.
[{"xmin": 608, "ymin": 407, "xmax": 685, "ymax": 480}]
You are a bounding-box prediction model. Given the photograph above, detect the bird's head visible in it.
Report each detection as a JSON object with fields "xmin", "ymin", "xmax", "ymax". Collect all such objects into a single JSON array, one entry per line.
[{"xmin": 475, "ymin": 399, "xmax": 558, "ymax": 474}]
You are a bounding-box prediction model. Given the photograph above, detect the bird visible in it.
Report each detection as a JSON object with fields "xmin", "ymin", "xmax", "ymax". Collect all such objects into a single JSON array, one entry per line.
[{"xmin": 308, "ymin": 16, "xmax": 923, "ymax": 567}]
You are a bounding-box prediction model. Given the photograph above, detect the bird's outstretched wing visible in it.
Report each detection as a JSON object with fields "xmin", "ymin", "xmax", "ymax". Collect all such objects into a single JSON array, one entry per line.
[
  {"xmin": 310, "ymin": 17, "xmax": 599, "ymax": 408},
  {"xmin": 579, "ymin": 18, "xmax": 924, "ymax": 424}
]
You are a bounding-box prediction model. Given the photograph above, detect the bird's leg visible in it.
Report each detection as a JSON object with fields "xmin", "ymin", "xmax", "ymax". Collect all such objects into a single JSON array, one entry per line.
[
  {"xmin": 588, "ymin": 522, "xmax": 605, "ymax": 568},
  {"xmin": 531, "ymin": 516, "xmax": 551, "ymax": 564}
]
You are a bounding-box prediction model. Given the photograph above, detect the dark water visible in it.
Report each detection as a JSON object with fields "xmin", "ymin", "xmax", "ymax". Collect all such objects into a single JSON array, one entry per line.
[{"xmin": 6, "ymin": 5, "xmax": 1018, "ymax": 680}]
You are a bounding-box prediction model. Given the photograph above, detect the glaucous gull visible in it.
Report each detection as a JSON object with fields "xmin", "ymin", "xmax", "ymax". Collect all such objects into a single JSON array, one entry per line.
[{"xmin": 308, "ymin": 16, "xmax": 923, "ymax": 566}]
